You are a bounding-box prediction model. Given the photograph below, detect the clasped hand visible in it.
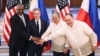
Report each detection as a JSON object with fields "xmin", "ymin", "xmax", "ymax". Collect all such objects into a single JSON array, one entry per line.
[{"xmin": 31, "ymin": 37, "xmax": 45, "ymax": 45}]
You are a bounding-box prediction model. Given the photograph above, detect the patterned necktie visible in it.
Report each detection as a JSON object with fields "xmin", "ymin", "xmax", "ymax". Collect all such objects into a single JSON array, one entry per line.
[{"xmin": 21, "ymin": 16, "xmax": 26, "ymax": 27}]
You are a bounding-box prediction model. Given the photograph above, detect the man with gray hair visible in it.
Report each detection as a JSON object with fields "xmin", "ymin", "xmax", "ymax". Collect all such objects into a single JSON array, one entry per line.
[{"xmin": 39, "ymin": 11, "xmax": 70, "ymax": 56}]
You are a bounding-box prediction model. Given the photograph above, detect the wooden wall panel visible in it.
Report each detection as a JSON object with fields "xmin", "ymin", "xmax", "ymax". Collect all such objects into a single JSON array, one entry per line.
[
  {"xmin": 1, "ymin": 0, "xmax": 7, "ymax": 12},
  {"xmin": 44, "ymin": 0, "xmax": 57, "ymax": 8},
  {"xmin": 44, "ymin": 0, "xmax": 83, "ymax": 7},
  {"xmin": 0, "ymin": 0, "xmax": 99, "ymax": 12},
  {"xmin": 70, "ymin": 0, "xmax": 82, "ymax": 7}
]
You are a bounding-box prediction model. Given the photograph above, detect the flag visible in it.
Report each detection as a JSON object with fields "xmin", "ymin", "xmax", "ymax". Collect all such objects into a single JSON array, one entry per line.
[
  {"xmin": 56, "ymin": 0, "xmax": 70, "ymax": 19},
  {"xmin": 76, "ymin": 0, "xmax": 100, "ymax": 46},
  {"xmin": 38, "ymin": 0, "xmax": 49, "ymax": 25},
  {"xmin": 29, "ymin": 0, "xmax": 49, "ymax": 24},
  {"xmin": 3, "ymin": 0, "xmax": 18, "ymax": 44},
  {"xmin": 28, "ymin": 0, "xmax": 38, "ymax": 20},
  {"xmin": 29, "ymin": 0, "xmax": 50, "ymax": 52}
]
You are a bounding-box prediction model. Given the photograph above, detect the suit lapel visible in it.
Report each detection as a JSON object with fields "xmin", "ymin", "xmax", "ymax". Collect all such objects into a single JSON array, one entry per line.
[
  {"xmin": 31, "ymin": 20, "xmax": 37, "ymax": 30},
  {"xmin": 23, "ymin": 14, "xmax": 28, "ymax": 26},
  {"xmin": 31, "ymin": 19, "xmax": 44, "ymax": 34},
  {"xmin": 16, "ymin": 14, "xmax": 26, "ymax": 28}
]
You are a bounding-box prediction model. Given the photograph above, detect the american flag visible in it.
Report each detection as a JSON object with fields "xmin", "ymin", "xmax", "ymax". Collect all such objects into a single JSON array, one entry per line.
[
  {"xmin": 56, "ymin": 0, "xmax": 70, "ymax": 19},
  {"xmin": 3, "ymin": 0, "xmax": 18, "ymax": 44}
]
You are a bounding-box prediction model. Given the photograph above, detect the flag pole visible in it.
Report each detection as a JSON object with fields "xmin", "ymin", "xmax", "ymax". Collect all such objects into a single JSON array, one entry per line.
[{"xmin": 20, "ymin": 0, "xmax": 22, "ymax": 4}]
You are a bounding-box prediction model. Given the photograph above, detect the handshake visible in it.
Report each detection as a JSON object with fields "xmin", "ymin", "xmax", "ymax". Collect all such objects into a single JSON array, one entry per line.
[{"xmin": 31, "ymin": 37, "xmax": 45, "ymax": 45}]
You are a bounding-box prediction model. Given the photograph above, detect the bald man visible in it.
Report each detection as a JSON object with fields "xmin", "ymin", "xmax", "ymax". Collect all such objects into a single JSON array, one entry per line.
[{"xmin": 64, "ymin": 14, "xmax": 97, "ymax": 56}]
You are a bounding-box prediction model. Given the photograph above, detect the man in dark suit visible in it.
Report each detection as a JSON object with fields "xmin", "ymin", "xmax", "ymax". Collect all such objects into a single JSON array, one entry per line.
[
  {"xmin": 28, "ymin": 8, "xmax": 48, "ymax": 56},
  {"xmin": 9, "ymin": 4, "xmax": 40, "ymax": 56}
]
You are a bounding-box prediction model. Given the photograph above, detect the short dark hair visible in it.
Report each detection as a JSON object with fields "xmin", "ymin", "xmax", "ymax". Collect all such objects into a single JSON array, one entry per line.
[
  {"xmin": 16, "ymin": 4, "xmax": 24, "ymax": 10},
  {"xmin": 33, "ymin": 8, "xmax": 40, "ymax": 12},
  {"xmin": 65, "ymin": 13, "xmax": 73, "ymax": 17},
  {"xmin": 17, "ymin": 3, "xmax": 24, "ymax": 7}
]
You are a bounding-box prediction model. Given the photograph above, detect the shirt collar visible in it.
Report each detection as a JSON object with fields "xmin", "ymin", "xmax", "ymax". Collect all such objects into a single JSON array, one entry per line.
[
  {"xmin": 35, "ymin": 19, "xmax": 41, "ymax": 22},
  {"xmin": 18, "ymin": 14, "xmax": 24, "ymax": 17},
  {"xmin": 53, "ymin": 19, "xmax": 62, "ymax": 25}
]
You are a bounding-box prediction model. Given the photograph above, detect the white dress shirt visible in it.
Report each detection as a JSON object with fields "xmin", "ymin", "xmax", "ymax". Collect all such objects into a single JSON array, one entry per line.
[
  {"xmin": 42, "ymin": 20, "xmax": 97, "ymax": 56},
  {"xmin": 48, "ymin": 20, "xmax": 97, "ymax": 56},
  {"xmin": 42, "ymin": 19, "xmax": 69, "ymax": 52},
  {"xmin": 35, "ymin": 19, "xmax": 41, "ymax": 33},
  {"xmin": 66, "ymin": 20, "xmax": 97, "ymax": 56}
]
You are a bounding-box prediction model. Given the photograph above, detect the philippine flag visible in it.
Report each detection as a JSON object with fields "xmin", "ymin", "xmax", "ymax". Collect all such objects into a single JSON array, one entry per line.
[
  {"xmin": 28, "ymin": 0, "xmax": 50, "ymax": 52},
  {"xmin": 29, "ymin": 0, "xmax": 49, "ymax": 24},
  {"xmin": 76, "ymin": 0, "xmax": 100, "ymax": 46}
]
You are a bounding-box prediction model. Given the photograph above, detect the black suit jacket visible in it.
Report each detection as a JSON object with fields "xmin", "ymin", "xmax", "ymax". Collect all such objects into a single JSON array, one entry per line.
[
  {"xmin": 29, "ymin": 19, "xmax": 48, "ymax": 45},
  {"xmin": 9, "ymin": 13, "xmax": 31, "ymax": 49}
]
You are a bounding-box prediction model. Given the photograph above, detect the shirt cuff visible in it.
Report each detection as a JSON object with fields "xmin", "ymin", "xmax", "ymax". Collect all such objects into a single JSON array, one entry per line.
[
  {"xmin": 29, "ymin": 36, "xmax": 32, "ymax": 40},
  {"xmin": 92, "ymin": 44, "xmax": 97, "ymax": 46},
  {"xmin": 41, "ymin": 37, "xmax": 48, "ymax": 41},
  {"xmin": 65, "ymin": 44, "xmax": 69, "ymax": 48}
]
